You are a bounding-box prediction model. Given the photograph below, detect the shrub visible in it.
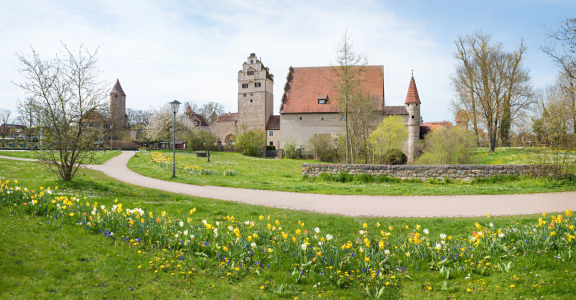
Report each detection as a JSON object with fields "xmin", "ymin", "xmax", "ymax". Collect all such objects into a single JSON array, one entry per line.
[
  {"xmin": 354, "ymin": 174, "xmax": 375, "ymax": 183},
  {"xmin": 383, "ymin": 149, "xmax": 407, "ymax": 165},
  {"xmin": 374, "ymin": 174, "xmax": 401, "ymax": 183},
  {"xmin": 307, "ymin": 134, "xmax": 338, "ymax": 162},
  {"xmin": 471, "ymin": 175, "xmax": 520, "ymax": 184},
  {"xmin": 369, "ymin": 115, "xmax": 408, "ymax": 163},
  {"xmin": 235, "ymin": 126, "xmax": 266, "ymax": 157},
  {"xmin": 283, "ymin": 137, "xmax": 298, "ymax": 159},
  {"xmin": 416, "ymin": 126, "xmax": 476, "ymax": 165}
]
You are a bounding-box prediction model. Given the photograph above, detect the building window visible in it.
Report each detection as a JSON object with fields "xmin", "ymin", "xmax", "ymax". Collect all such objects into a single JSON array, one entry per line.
[
  {"xmin": 248, "ymin": 71, "xmax": 254, "ymax": 75},
  {"xmin": 412, "ymin": 115, "xmax": 414, "ymax": 119},
  {"xmin": 250, "ymin": 60, "xmax": 254, "ymax": 63},
  {"xmin": 299, "ymin": 117, "xmax": 302, "ymax": 120},
  {"xmin": 115, "ymin": 95, "xmax": 117, "ymax": 98},
  {"xmin": 243, "ymin": 94, "xmax": 246, "ymax": 97},
  {"xmin": 318, "ymin": 99, "xmax": 326, "ymax": 104},
  {"xmin": 341, "ymin": 116, "xmax": 345, "ymax": 121},
  {"xmin": 270, "ymin": 141, "xmax": 273, "ymax": 146},
  {"xmin": 269, "ymin": 130, "xmax": 273, "ymax": 137},
  {"xmin": 255, "ymin": 82, "xmax": 261, "ymax": 87},
  {"xmin": 250, "ymin": 99, "xmax": 253, "ymax": 103},
  {"xmin": 242, "ymin": 84, "xmax": 248, "ymax": 88}
]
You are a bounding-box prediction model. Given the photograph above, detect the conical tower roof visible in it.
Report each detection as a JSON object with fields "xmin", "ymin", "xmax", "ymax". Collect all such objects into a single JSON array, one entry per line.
[
  {"xmin": 405, "ymin": 76, "xmax": 421, "ymax": 104},
  {"xmin": 110, "ymin": 79, "xmax": 125, "ymax": 94}
]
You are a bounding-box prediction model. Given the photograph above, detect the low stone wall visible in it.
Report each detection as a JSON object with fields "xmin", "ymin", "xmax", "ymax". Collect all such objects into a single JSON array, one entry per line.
[{"xmin": 302, "ymin": 163, "xmax": 544, "ymax": 181}]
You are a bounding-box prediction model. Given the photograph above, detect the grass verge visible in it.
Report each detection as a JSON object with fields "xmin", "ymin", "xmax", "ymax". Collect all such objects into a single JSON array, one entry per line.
[
  {"xmin": 0, "ymin": 150, "xmax": 122, "ymax": 165},
  {"xmin": 127, "ymin": 150, "xmax": 576, "ymax": 195}
]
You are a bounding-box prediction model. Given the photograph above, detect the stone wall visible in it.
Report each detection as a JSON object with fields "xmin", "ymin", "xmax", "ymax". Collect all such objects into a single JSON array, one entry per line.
[{"xmin": 302, "ymin": 163, "xmax": 545, "ymax": 181}]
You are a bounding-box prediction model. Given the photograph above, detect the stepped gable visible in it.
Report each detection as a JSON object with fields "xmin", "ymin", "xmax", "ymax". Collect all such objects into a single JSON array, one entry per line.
[
  {"xmin": 110, "ymin": 79, "xmax": 125, "ymax": 94},
  {"xmin": 405, "ymin": 76, "xmax": 421, "ymax": 104},
  {"xmin": 280, "ymin": 65, "xmax": 384, "ymax": 114}
]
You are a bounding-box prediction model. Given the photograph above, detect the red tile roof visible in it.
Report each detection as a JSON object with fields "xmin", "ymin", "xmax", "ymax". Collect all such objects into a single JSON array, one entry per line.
[
  {"xmin": 422, "ymin": 121, "xmax": 453, "ymax": 128},
  {"xmin": 110, "ymin": 79, "xmax": 125, "ymax": 95},
  {"xmin": 266, "ymin": 115, "xmax": 280, "ymax": 130},
  {"xmin": 405, "ymin": 76, "xmax": 421, "ymax": 104},
  {"xmin": 215, "ymin": 113, "xmax": 238, "ymax": 122},
  {"xmin": 280, "ymin": 66, "xmax": 384, "ymax": 114}
]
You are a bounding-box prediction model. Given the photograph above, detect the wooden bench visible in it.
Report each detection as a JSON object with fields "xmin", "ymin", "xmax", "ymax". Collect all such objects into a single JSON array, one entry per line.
[{"xmin": 196, "ymin": 151, "xmax": 208, "ymax": 157}]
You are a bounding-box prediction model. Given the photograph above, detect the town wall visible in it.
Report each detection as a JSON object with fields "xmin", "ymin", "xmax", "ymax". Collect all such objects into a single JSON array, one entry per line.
[{"xmin": 302, "ymin": 163, "xmax": 549, "ymax": 181}]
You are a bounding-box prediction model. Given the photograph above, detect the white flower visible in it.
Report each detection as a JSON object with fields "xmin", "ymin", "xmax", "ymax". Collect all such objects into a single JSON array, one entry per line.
[
  {"xmin": 228, "ymin": 226, "xmax": 234, "ymax": 231},
  {"xmin": 112, "ymin": 205, "xmax": 117, "ymax": 212},
  {"xmin": 470, "ymin": 236, "xmax": 476, "ymax": 242},
  {"xmin": 359, "ymin": 230, "xmax": 364, "ymax": 235},
  {"xmin": 314, "ymin": 227, "xmax": 320, "ymax": 233},
  {"xmin": 435, "ymin": 244, "xmax": 442, "ymax": 251},
  {"xmin": 190, "ymin": 234, "xmax": 195, "ymax": 239},
  {"xmin": 135, "ymin": 208, "xmax": 144, "ymax": 215},
  {"xmin": 184, "ymin": 230, "xmax": 188, "ymax": 236},
  {"xmin": 57, "ymin": 204, "xmax": 61, "ymax": 209},
  {"xmin": 318, "ymin": 242, "xmax": 323, "ymax": 246},
  {"xmin": 91, "ymin": 211, "xmax": 96, "ymax": 216},
  {"xmin": 301, "ymin": 243, "xmax": 307, "ymax": 251},
  {"xmin": 6, "ymin": 191, "xmax": 10, "ymax": 194},
  {"xmin": 202, "ymin": 220, "xmax": 207, "ymax": 225},
  {"xmin": 101, "ymin": 205, "xmax": 105, "ymax": 210},
  {"xmin": 15, "ymin": 186, "xmax": 20, "ymax": 191},
  {"xmin": 440, "ymin": 233, "xmax": 447, "ymax": 239},
  {"xmin": 175, "ymin": 233, "xmax": 179, "ymax": 239},
  {"xmin": 47, "ymin": 189, "xmax": 52, "ymax": 194},
  {"xmin": 498, "ymin": 233, "xmax": 505, "ymax": 238},
  {"xmin": 251, "ymin": 242, "xmax": 257, "ymax": 248},
  {"xmin": 326, "ymin": 234, "xmax": 333, "ymax": 241},
  {"xmin": 384, "ymin": 249, "xmax": 390, "ymax": 255},
  {"xmin": 244, "ymin": 221, "xmax": 250, "ymax": 225},
  {"xmin": 179, "ymin": 221, "xmax": 184, "ymax": 227},
  {"xmin": 441, "ymin": 240, "xmax": 445, "ymax": 245},
  {"xmin": 250, "ymin": 222, "xmax": 254, "ymax": 226},
  {"xmin": 423, "ymin": 229, "xmax": 429, "ymax": 234},
  {"xmin": 213, "ymin": 228, "xmax": 218, "ymax": 237},
  {"xmin": 216, "ymin": 221, "xmax": 220, "ymax": 226},
  {"xmin": 489, "ymin": 223, "xmax": 493, "ymax": 228}
]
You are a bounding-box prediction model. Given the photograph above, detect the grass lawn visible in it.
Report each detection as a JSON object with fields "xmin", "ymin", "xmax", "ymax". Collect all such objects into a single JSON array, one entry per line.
[
  {"xmin": 2, "ymin": 158, "xmax": 576, "ymax": 299},
  {"xmin": 471, "ymin": 147, "xmax": 576, "ymax": 165},
  {"xmin": 127, "ymin": 150, "xmax": 576, "ymax": 196},
  {"xmin": 0, "ymin": 150, "xmax": 122, "ymax": 165}
]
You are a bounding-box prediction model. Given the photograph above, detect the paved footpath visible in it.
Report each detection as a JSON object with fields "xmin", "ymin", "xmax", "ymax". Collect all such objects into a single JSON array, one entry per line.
[{"xmin": 2, "ymin": 152, "xmax": 576, "ymax": 217}]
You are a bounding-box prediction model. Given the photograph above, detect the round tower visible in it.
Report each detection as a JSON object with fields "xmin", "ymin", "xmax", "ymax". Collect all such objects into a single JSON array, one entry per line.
[
  {"xmin": 405, "ymin": 75, "xmax": 421, "ymax": 163},
  {"xmin": 110, "ymin": 79, "xmax": 126, "ymax": 130}
]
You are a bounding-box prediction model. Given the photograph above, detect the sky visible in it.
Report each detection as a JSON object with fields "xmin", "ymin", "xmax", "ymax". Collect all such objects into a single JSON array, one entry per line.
[{"xmin": 0, "ymin": 0, "xmax": 574, "ymax": 124}]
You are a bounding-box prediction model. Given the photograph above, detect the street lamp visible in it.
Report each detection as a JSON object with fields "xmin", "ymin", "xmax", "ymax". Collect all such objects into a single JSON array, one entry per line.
[
  {"xmin": 110, "ymin": 125, "xmax": 113, "ymax": 151},
  {"xmin": 169, "ymin": 100, "xmax": 181, "ymax": 178}
]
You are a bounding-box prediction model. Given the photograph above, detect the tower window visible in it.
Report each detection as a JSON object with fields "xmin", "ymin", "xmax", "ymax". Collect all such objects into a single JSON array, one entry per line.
[
  {"xmin": 412, "ymin": 116, "xmax": 414, "ymax": 119},
  {"xmin": 416, "ymin": 104, "xmax": 418, "ymax": 106},
  {"xmin": 243, "ymin": 94, "xmax": 246, "ymax": 97},
  {"xmin": 299, "ymin": 117, "xmax": 302, "ymax": 120},
  {"xmin": 242, "ymin": 84, "xmax": 248, "ymax": 88},
  {"xmin": 250, "ymin": 99, "xmax": 253, "ymax": 103},
  {"xmin": 115, "ymin": 95, "xmax": 117, "ymax": 98},
  {"xmin": 251, "ymin": 60, "xmax": 254, "ymax": 63},
  {"xmin": 255, "ymin": 82, "xmax": 261, "ymax": 87},
  {"xmin": 269, "ymin": 130, "xmax": 273, "ymax": 137},
  {"xmin": 248, "ymin": 71, "xmax": 254, "ymax": 75}
]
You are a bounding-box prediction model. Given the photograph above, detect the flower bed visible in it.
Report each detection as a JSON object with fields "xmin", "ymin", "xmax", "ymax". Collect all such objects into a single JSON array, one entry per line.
[{"xmin": 2, "ymin": 179, "xmax": 575, "ymax": 296}]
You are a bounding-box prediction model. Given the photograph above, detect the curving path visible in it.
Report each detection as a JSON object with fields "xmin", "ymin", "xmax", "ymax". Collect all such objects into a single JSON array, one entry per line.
[{"xmin": 3, "ymin": 152, "xmax": 576, "ymax": 217}]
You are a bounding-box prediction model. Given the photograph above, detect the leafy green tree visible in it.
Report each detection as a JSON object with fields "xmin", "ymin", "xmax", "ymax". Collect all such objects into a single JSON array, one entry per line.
[
  {"xmin": 235, "ymin": 125, "xmax": 265, "ymax": 157},
  {"xmin": 368, "ymin": 115, "xmax": 408, "ymax": 163},
  {"xmin": 416, "ymin": 127, "xmax": 476, "ymax": 165},
  {"xmin": 307, "ymin": 134, "xmax": 338, "ymax": 162}
]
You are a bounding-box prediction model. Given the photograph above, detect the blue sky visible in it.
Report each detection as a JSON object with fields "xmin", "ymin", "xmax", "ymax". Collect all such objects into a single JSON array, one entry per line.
[{"xmin": 0, "ymin": 0, "xmax": 573, "ymax": 123}]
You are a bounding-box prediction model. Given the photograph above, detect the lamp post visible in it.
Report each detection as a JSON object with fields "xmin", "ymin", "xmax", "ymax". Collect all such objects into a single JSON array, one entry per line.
[
  {"xmin": 169, "ymin": 100, "xmax": 181, "ymax": 178},
  {"xmin": 110, "ymin": 125, "xmax": 112, "ymax": 151}
]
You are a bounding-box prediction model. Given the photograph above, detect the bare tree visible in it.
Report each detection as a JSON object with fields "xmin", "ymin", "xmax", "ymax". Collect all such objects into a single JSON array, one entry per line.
[
  {"xmin": 331, "ymin": 31, "xmax": 371, "ymax": 163},
  {"xmin": 0, "ymin": 109, "xmax": 12, "ymax": 146},
  {"xmin": 198, "ymin": 102, "xmax": 225, "ymax": 125},
  {"xmin": 144, "ymin": 104, "xmax": 195, "ymax": 141},
  {"xmin": 13, "ymin": 45, "xmax": 107, "ymax": 181},
  {"xmin": 126, "ymin": 108, "xmax": 151, "ymax": 128},
  {"xmin": 16, "ymin": 98, "xmax": 36, "ymax": 145},
  {"xmin": 451, "ymin": 32, "xmax": 535, "ymax": 152}
]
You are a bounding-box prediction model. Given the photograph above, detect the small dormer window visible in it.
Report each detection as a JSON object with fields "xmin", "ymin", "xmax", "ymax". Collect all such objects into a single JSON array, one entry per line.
[
  {"xmin": 318, "ymin": 99, "xmax": 326, "ymax": 104},
  {"xmin": 242, "ymin": 84, "xmax": 248, "ymax": 88},
  {"xmin": 317, "ymin": 95, "xmax": 328, "ymax": 104},
  {"xmin": 248, "ymin": 71, "xmax": 254, "ymax": 75},
  {"xmin": 255, "ymin": 83, "xmax": 261, "ymax": 87}
]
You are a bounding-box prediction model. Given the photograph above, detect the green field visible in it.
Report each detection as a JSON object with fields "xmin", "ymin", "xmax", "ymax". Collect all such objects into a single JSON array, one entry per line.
[
  {"xmin": 471, "ymin": 147, "xmax": 576, "ymax": 165},
  {"xmin": 2, "ymin": 158, "xmax": 576, "ymax": 299},
  {"xmin": 127, "ymin": 150, "xmax": 576, "ymax": 196},
  {"xmin": 0, "ymin": 150, "xmax": 122, "ymax": 165}
]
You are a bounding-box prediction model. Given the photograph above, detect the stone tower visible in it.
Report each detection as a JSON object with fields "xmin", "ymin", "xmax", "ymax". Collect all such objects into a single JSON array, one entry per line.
[
  {"xmin": 237, "ymin": 53, "xmax": 274, "ymax": 132},
  {"xmin": 455, "ymin": 110, "xmax": 469, "ymax": 129},
  {"xmin": 405, "ymin": 75, "xmax": 421, "ymax": 163},
  {"xmin": 110, "ymin": 79, "xmax": 126, "ymax": 131}
]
